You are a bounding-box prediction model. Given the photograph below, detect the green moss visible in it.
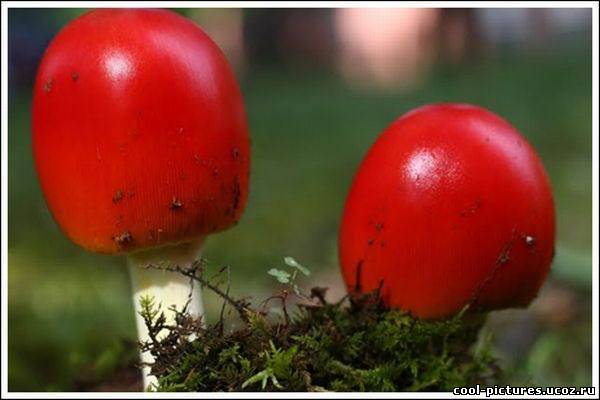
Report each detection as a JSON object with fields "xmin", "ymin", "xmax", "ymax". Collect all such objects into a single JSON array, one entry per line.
[{"xmin": 140, "ymin": 261, "xmax": 500, "ymax": 392}]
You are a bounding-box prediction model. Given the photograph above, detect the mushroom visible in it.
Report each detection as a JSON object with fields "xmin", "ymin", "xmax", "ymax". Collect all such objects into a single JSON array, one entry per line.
[
  {"xmin": 32, "ymin": 9, "xmax": 250, "ymax": 387},
  {"xmin": 338, "ymin": 103, "xmax": 555, "ymax": 319}
]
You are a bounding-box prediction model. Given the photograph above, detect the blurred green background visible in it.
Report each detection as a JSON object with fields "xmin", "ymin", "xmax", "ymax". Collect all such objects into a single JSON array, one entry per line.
[{"xmin": 8, "ymin": 8, "xmax": 592, "ymax": 391}]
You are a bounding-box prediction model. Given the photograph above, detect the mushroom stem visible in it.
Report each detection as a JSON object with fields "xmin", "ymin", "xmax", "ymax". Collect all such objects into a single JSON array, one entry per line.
[{"xmin": 127, "ymin": 239, "xmax": 205, "ymax": 390}]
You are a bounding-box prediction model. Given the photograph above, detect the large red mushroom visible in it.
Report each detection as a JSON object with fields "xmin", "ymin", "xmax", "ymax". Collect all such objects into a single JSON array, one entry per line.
[
  {"xmin": 32, "ymin": 9, "xmax": 249, "ymax": 388},
  {"xmin": 339, "ymin": 103, "xmax": 555, "ymax": 319}
]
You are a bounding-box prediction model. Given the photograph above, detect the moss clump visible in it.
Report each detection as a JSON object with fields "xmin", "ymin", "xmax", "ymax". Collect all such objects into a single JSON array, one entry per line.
[{"xmin": 139, "ymin": 260, "xmax": 499, "ymax": 392}]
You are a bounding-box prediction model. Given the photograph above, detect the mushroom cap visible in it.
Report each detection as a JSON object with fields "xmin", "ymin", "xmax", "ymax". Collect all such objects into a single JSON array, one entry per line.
[
  {"xmin": 32, "ymin": 9, "xmax": 250, "ymax": 254},
  {"xmin": 338, "ymin": 104, "xmax": 555, "ymax": 319}
]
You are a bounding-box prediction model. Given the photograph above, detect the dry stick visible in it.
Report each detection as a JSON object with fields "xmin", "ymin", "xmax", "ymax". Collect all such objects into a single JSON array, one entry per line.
[
  {"xmin": 374, "ymin": 280, "xmax": 385, "ymax": 299},
  {"xmin": 259, "ymin": 292, "xmax": 291, "ymax": 325},
  {"xmin": 349, "ymin": 261, "xmax": 365, "ymax": 310},
  {"xmin": 334, "ymin": 293, "xmax": 350, "ymax": 307},
  {"xmin": 145, "ymin": 260, "xmax": 249, "ymax": 320},
  {"xmin": 310, "ymin": 287, "xmax": 328, "ymax": 305},
  {"xmin": 467, "ymin": 227, "xmax": 518, "ymax": 309},
  {"xmin": 280, "ymin": 292, "xmax": 291, "ymax": 325},
  {"xmin": 218, "ymin": 266, "xmax": 232, "ymax": 335},
  {"xmin": 354, "ymin": 260, "xmax": 363, "ymax": 293}
]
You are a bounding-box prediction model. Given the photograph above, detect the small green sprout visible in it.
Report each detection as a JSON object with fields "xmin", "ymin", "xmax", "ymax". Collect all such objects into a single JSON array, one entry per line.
[
  {"xmin": 284, "ymin": 256, "xmax": 310, "ymax": 276},
  {"xmin": 268, "ymin": 257, "xmax": 311, "ymax": 297},
  {"xmin": 242, "ymin": 341, "xmax": 298, "ymax": 390},
  {"xmin": 267, "ymin": 268, "xmax": 291, "ymax": 284}
]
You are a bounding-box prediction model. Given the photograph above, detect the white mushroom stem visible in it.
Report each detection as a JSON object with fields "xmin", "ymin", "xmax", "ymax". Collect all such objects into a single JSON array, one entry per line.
[{"xmin": 128, "ymin": 239, "xmax": 205, "ymax": 391}]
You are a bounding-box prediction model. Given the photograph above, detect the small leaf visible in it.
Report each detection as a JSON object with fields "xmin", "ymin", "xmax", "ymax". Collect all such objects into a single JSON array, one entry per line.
[
  {"xmin": 241, "ymin": 369, "xmax": 271, "ymax": 389},
  {"xmin": 284, "ymin": 257, "xmax": 310, "ymax": 276},
  {"xmin": 270, "ymin": 374, "xmax": 283, "ymax": 389},
  {"xmin": 268, "ymin": 268, "xmax": 291, "ymax": 283}
]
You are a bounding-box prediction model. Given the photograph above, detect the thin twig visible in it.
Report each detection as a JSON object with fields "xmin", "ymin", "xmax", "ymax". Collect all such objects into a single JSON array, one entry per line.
[
  {"xmin": 218, "ymin": 266, "xmax": 232, "ymax": 334},
  {"xmin": 144, "ymin": 260, "xmax": 249, "ymax": 320},
  {"xmin": 259, "ymin": 291, "xmax": 290, "ymax": 325},
  {"xmin": 467, "ymin": 226, "xmax": 518, "ymax": 308}
]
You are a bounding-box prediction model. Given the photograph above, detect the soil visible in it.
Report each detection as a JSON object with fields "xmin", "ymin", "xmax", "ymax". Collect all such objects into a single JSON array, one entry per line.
[{"xmin": 74, "ymin": 363, "xmax": 143, "ymax": 392}]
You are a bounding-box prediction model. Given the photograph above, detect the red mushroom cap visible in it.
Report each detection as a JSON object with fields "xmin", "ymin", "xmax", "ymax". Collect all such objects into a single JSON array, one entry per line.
[
  {"xmin": 339, "ymin": 104, "xmax": 555, "ymax": 319},
  {"xmin": 32, "ymin": 9, "xmax": 250, "ymax": 254}
]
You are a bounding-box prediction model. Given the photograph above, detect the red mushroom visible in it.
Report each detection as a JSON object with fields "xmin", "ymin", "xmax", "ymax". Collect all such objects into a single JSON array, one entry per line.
[
  {"xmin": 32, "ymin": 9, "xmax": 249, "ymax": 387},
  {"xmin": 338, "ymin": 103, "xmax": 555, "ymax": 319}
]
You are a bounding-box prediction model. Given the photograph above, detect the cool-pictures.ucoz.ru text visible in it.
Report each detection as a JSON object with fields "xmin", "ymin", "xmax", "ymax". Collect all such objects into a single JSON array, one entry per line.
[{"xmin": 454, "ymin": 384, "xmax": 596, "ymax": 397}]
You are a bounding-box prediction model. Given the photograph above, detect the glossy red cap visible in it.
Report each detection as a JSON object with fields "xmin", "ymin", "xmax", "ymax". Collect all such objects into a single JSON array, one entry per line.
[
  {"xmin": 339, "ymin": 104, "xmax": 555, "ymax": 319},
  {"xmin": 33, "ymin": 9, "xmax": 250, "ymax": 254}
]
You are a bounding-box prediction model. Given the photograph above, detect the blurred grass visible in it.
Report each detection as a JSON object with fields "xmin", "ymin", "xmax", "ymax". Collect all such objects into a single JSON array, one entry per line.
[{"xmin": 8, "ymin": 43, "xmax": 592, "ymax": 390}]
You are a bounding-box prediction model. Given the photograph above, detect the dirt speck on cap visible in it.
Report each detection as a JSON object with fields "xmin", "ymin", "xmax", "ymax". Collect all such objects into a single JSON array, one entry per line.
[
  {"xmin": 498, "ymin": 246, "xmax": 511, "ymax": 265},
  {"xmin": 232, "ymin": 147, "xmax": 240, "ymax": 160},
  {"xmin": 354, "ymin": 260, "xmax": 364, "ymax": 292},
  {"xmin": 212, "ymin": 167, "xmax": 220, "ymax": 177},
  {"xmin": 524, "ymin": 235, "xmax": 536, "ymax": 247},
  {"xmin": 170, "ymin": 197, "xmax": 183, "ymax": 210},
  {"xmin": 71, "ymin": 72, "xmax": 79, "ymax": 82},
  {"xmin": 114, "ymin": 231, "xmax": 133, "ymax": 245},
  {"xmin": 43, "ymin": 78, "xmax": 54, "ymax": 93},
  {"xmin": 460, "ymin": 199, "xmax": 482, "ymax": 217},
  {"xmin": 375, "ymin": 222, "xmax": 384, "ymax": 231},
  {"xmin": 232, "ymin": 177, "xmax": 241, "ymax": 213},
  {"xmin": 113, "ymin": 189, "xmax": 123, "ymax": 204}
]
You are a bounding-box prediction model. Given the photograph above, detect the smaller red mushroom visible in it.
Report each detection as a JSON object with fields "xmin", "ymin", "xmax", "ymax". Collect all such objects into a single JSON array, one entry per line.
[
  {"xmin": 338, "ymin": 103, "xmax": 555, "ymax": 319},
  {"xmin": 32, "ymin": 9, "xmax": 250, "ymax": 388}
]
